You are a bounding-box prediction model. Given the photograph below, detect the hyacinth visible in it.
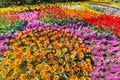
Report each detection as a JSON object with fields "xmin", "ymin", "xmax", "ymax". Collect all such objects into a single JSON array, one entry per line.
[
  {"xmin": 74, "ymin": 27, "xmax": 120, "ymax": 80},
  {"xmin": 16, "ymin": 11, "xmax": 38, "ymax": 22},
  {"xmin": 16, "ymin": 11, "xmax": 46, "ymax": 31},
  {"xmin": 0, "ymin": 27, "xmax": 92, "ymax": 80},
  {"xmin": 0, "ymin": 34, "xmax": 10, "ymax": 55}
]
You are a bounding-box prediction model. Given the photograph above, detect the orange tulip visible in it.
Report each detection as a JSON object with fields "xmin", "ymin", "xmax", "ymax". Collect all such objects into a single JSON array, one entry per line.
[
  {"xmin": 59, "ymin": 59, "xmax": 63, "ymax": 63},
  {"xmin": 78, "ymin": 62, "xmax": 84, "ymax": 67},
  {"xmin": 53, "ymin": 75, "xmax": 59, "ymax": 80},
  {"xmin": 74, "ymin": 67, "xmax": 79, "ymax": 72},
  {"xmin": 69, "ymin": 69, "xmax": 74, "ymax": 74},
  {"xmin": 58, "ymin": 66, "xmax": 64, "ymax": 73},
  {"xmin": 29, "ymin": 69, "xmax": 35, "ymax": 76},
  {"xmin": 50, "ymin": 59, "xmax": 56, "ymax": 65},
  {"xmin": 47, "ymin": 53, "xmax": 53, "ymax": 59},
  {"xmin": 10, "ymin": 39, "xmax": 15, "ymax": 43},
  {"xmin": 27, "ymin": 64, "xmax": 33, "ymax": 69},
  {"xmin": 71, "ymin": 61, "xmax": 76, "ymax": 67},
  {"xmin": 12, "ymin": 72, "xmax": 18, "ymax": 79},
  {"xmin": 65, "ymin": 55, "xmax": 69, "ymax": 60}
]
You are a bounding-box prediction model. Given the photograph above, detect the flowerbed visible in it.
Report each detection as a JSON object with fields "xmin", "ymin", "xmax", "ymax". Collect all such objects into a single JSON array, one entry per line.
[
  {"xmin": 84, "ymin": 13, "xmax": 120, "ymax": 38},
  {"xmin": 0, "ymin": 12, "xmax": 25, "ymax": 35},
  {"xmin": 0, "ymin": 2, "xmax": 120, "ymax": 80},
  {"xmin": 38, "ymin": 7, "xmax": 83, "ymax": 25},
  {"xmin": 88, "ymin": 4, "xmax": 120, "ymax": 16},
  {"xmin": 0, "ymin": 27, "xmax": 92, "ymax": 80},
  {"xmin": 0, "ymin": 2, "xmax": 81, "ymax": 12}
]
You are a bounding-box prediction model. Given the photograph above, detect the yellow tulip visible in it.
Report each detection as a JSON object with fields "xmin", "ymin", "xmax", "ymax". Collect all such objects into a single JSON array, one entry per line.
[
  {"xmin": 19, "ymin": 74, "xmax": 27, "ymax": 80},
  {"xmin": 53, "ymin": 75, "xmax": 59, "ymax": 80},
  {"xmin": 12, "ymin": 72, "xmax": 18, "ymax": 79},
  {"xmin": 14, "ymin": 59, "xmax": 21, "ymax": 65}
]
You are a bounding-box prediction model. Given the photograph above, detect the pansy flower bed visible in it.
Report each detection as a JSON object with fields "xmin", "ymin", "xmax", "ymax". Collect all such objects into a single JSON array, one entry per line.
[{"xmin": 0, "ymin": 2, "xmax": 120, "ymax": 80}]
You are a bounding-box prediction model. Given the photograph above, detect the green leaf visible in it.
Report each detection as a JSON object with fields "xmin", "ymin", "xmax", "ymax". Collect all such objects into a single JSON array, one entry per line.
[{"xmin": 63, "ymin": 73, "xmax": 68, "ymax": 79}]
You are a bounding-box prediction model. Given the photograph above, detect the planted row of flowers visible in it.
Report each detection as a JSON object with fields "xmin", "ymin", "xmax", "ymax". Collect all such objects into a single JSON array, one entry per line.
[
  {"xmin": 0, "ymin": 2, "xmax": 81, "ymax": 12},
  {"xmin": 0, "ymin": 4, "xmax": 56, "ymax": 12},
  {"xmin": 38, "ymin": 7, "xmax": 120, "ymax": 38},
  {"xmin": 0, "ymin": 12, "xmax": 26, "ymax": 36},
  {"xmin": 84, "ymin": 13, "xmax": 120, "ymax": 38},
  {"xmin": 88, "ymin": 4, "xmax": 120, "ymax": 16}
]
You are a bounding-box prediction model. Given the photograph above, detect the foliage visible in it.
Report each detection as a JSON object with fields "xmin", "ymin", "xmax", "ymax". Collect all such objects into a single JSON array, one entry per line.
[
  {"xmin": 0, "ymin": 0, "xmax": 12, "ymax": 7},
  {"xmin": 0, "ymin": 0, "xmax": 40, "ymax": 7},
  {"xmin": 0, "ymin": 0, "xmax": 70, "ymax": 7},
  {"xmin": 0, "ymin": 19, "xmax": 25, "ymax": 35},
  {"xmin": 111, "ymin": 0, "xmax": 120, "ymax": 2},
  {"xmin": 88, "ymin": 4, "xmax": 120, "ymax": 16},
  {"xmin": 40, "ymin": 16, "xmax": 80, "ymax": 25}
]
